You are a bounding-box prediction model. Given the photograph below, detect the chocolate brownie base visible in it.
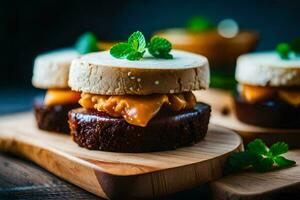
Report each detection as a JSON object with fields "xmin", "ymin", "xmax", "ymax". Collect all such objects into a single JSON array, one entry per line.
[
  {"xmin": 234, "ymin": 95, "xmax": 300, "ymax": 129},
  {"xmin": 33, "ymin": 96, "xmax": 80, "ymax": 133},
  {"xmin": 68, "ymin": 103, "xmax": 211, "ymax": 152}
]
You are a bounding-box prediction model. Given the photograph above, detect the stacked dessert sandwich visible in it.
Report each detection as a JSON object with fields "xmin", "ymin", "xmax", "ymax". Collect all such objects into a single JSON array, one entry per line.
[
  {"xmin": 235, "ymin": 51, "xmax": 300, "ymax": 128},
  {"xmin": 68, "ymin": 31, "xmax": 211, "ymax": 152},
  {"xmin": 32, "ymin": 49, "xmax": 81, "ymax": 133},
  {"xmin": 32, "ymin": 32, "xmax": 100, "ymax": 133}
]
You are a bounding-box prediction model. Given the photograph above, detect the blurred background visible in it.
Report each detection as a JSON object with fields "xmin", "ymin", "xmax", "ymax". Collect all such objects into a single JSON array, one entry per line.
[{"xmin": 0, "ymin": 0, "xmax": 299, "ymax": 112}]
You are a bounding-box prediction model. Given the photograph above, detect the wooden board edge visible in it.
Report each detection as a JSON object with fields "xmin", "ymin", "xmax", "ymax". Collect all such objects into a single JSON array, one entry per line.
[
  {"xmin": 0, "ymin": 136, "xmax": 109, "ymax": 199},
  {"xmin": 210, "ymin": 179, "xmax": 300, "ymax": 200},
  {"xmin": 94, "ymin": 142, "xmax": 243, "ymax": 199},
  {"xmin": 0, "ymin": 129, "xmax": 243, "ymax": 199}
]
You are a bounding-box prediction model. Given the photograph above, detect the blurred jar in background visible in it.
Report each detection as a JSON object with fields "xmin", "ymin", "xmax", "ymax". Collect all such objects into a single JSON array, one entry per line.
[
  {"xmin": 154, "ymin": 17, "xmax": 259, "ymax": 90},
  {"xmin": 97, "ymin": 41, "xmax": 116, "ymax": 51}
]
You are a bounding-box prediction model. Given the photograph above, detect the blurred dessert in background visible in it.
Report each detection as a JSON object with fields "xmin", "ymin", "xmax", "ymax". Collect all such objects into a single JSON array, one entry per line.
[
  {"xmin": 154, "ymin": 16, "xmax": 259, "ymax": 90},
  {"xmin": 32, "ymin": 49, "xmax": 81, "ymax": 133},
  {"xmin": 234, "ymin": 49, "xmax": 300, "ymax": 129},
  {"xmin": 31, "ymin": 32, "xmax": 100, "ymax": 133}
]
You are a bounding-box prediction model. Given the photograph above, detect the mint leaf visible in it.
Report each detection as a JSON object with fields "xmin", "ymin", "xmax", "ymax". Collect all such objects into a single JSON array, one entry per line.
[
  {"xmin": 276, "ymin": 43, "xmax": 291, "ymax": 59},
  {"xmin": 127, "ymin": 51, "xmax": 144, "ymax": 61},
  {"xmin": 110, "ymin": 42, "xmax": 133, "ymax": 58},
  {"xmin": 270, "ymin": 142, "xmax": 289, "ymax": 157},
  {"xmin": 110, "ymin": 31, "xmax": 173, "ymax": 60},
  {"xmin": 128, "ymin": 31, "xmax": 146, "ymax": 52},
  {"xmin": 110, "ymin": 31, "xmax": 145, "ymax": 61},
  {"xmin": 227, "ymin": 139, "xmax": 296, "ymax": 173},
  {"xmin": 75, "ymin": 32, "xmax": 99, "ymax": 54},
  {"xmin": 253, "ymin": 157, "xmax": 274, "ymax": 172},
  {"xmin": 148, "ymin": 36, "xmax": 173, "ymax": 59},
  {"xmin": 274, "ymin": 156, "xmax": 296, "ymax": 168},
  {"xmin": 247, "ymin": 139, "xmax": 268, "ymax": 156},
  {"xmin": 186, "ymin": 16, "xmax": 214, "ymax": 32}
]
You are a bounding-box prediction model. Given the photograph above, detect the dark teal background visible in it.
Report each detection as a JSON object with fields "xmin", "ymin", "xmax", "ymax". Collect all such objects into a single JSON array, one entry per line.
[
  {"xmin": 0, "ymin": 0, "xmax": 300, "ymax": 87},
  {"xmin": 1, "ymin": 0, "xmax": 299, "ymax": 87}
]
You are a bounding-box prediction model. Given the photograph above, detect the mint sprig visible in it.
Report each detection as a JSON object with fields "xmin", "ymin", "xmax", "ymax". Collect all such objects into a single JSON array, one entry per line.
[
  {"xmin": 276, "ymin": 43, "xmax": 291, "ymax": 59},
  {"xmin": 110, "ymin": 31, "xmax": 146, "ymax": 60},
  {"xmin": 229, "ymin": 139, "xmax": 296, "ymax": 173},
  {"xmin": 110, "ymin": 31, "xmax": 173, "ymax": 61},
  {"xmin": 75, "ymin": 32, "xmax": 100, "ymax": 54},
  {"xmin": 276, "ymin": 37, "xmax": 300, "ymax": 59}
]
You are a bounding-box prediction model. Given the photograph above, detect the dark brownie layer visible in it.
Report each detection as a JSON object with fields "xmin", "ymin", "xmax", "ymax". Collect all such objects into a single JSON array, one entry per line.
[
  {"xmin": 33, "ymin": 96, "xmax": 80, "ymax": 133},
  {"xmin": 68, "ymin": 103, "xmax": 211, "ymax": 152},
  {"xmin": 234, "ymin": 95, "xmax": 300, "ymax": 129}
]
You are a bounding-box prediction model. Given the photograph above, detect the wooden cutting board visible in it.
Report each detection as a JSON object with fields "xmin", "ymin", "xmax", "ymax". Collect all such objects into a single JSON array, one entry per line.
[
  {"xmin": 194, "ymin": 89, "xmax": 300, "ymax": 148},
  {"xmin": 0, "ymin": 112, "xmax": 242, "ymax": 199},
  {"xmin": 210, "ymin": 149, "xmax": 300, "ymax": 200}
]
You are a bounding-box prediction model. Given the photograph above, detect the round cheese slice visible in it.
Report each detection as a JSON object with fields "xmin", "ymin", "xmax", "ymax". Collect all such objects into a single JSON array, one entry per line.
[
  {"xmin": 69, "ymin": 50, "xmax": 209, "ymax": 95},
  {"xmin": 236, "ymin": 51, "xmax": 300, "ymax": 87},
  {"xmin": 32, "ymin": 48, "xmax": 80, "ymax": 89}
]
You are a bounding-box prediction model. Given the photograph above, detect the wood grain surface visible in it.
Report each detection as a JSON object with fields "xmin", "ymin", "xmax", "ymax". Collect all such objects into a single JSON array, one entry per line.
[
  {"xmin": 0, "ymin": 152, "xmax": 100, "ymax": 200},
  {"xmin": 210, "ymin": 149, "xmax": 300, "ymax": 200},
  {"xmin": 194, "ymin": 89, "xmax": 300, "ymax": 148},
  {"xmin": 0, "ymin": 112, "xmax": 242, "ymax": 199},
  {"xmin": 0, "ymin": 152, "xmax": 214, "ymax": 200}
]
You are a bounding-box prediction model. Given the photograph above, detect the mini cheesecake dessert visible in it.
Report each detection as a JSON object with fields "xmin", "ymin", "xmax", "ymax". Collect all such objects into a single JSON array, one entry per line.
[
  {"xmin": 68, "ymin": 49, "xmax": 211, "ymax": 152},
  {"xmin": 234, "ymin": 52, "xmax": 300, "ymax": 128},
  {"xmin": 32, "ymin": 32, "xmax": 101, "ymax": 133},
  {"xmin": 32, "ymin": 49, "xmax": 81, "ymax": 133}
]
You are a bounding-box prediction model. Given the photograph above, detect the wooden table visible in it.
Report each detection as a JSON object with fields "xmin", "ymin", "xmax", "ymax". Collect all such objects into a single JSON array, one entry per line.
[
  {"xmin": 0, "ymin": 152, "xmax": 100, "ymax": 199},
  {"xmin": 0, "ymin": 153, "xmax": 212, "ymax": 199}
]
